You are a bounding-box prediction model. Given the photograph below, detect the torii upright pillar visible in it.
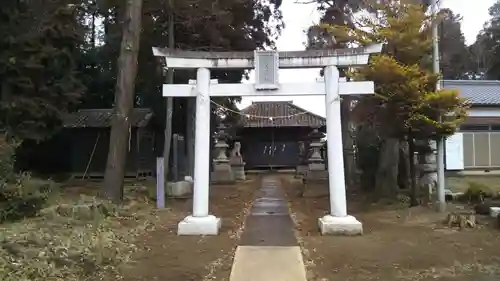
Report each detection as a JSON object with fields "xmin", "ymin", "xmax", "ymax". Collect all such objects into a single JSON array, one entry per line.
[{"xmin": 153, "ymin": 45, "xmax": 382, "ymax": 236}]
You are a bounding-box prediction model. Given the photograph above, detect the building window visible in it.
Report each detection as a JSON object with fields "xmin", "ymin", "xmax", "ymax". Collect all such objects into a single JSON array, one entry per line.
[
  {"xmin": 463, "ymin": 131, "xmax": 500, "ymax": 168},
  {"xmin": 460, "ymin": 124, "xmax": 490, "ymax": 131}
]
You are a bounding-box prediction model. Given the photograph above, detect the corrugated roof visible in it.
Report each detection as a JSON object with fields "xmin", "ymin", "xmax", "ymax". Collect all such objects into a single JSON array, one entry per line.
[
  {"xmin": 441, "ymin": 80, "xmax": 500, "ymax": 106},
  {"xmin": 239, "ymin": 101, "xmax": 326, "ymax": 128},
  {"xmin": 63, "ymin": 108, "xmax": 153, "ymax": 128}
]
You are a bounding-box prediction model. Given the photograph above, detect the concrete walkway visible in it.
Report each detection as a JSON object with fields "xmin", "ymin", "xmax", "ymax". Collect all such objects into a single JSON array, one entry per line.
[{"xmin": 229, "ymin": 176, "xmax": 307, "ymax": 281}]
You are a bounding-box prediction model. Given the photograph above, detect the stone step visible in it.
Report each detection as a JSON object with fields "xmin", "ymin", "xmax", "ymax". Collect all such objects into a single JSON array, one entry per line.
[{"xmin": 229, "ymin": 246, "xmax": 306, "ymax": 281}]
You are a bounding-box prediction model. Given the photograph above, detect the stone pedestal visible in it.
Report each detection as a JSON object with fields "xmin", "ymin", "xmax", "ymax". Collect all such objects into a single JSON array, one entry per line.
[
  {"xmin": 231, "ymin": 164, "xmax": 246, "ymax": 180},
  {"xmin": 212, "ymin": 162, "xmax": 235, "ymax": 184},
  {"xmin": 295, "ymin": 164, "xmax": 308, "ymax": 178},
  {"xmin": 302, "ymin": 170, "xmax": 329, "ymax": 197},
  {"xmin": 166, "ymin": 180, "xmax": 193, "ymax": 197},
  {"xmin": 318, "ymin": 215, "xmax": 363, "ymax": 236},
  {"xmin": 178, "ymin": 215, "xmax": 221, "ymax": 235}
]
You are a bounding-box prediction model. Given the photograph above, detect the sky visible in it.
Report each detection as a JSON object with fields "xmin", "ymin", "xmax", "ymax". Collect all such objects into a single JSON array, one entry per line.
[{"xmin": 237, "ymin": 0, "xmax": 495, "ymax": 118}]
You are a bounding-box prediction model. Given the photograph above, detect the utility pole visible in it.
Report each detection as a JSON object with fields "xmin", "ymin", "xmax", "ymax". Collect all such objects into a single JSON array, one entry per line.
[
  {"xmin": 432, "ymin": 0, "xmax": 446, "ymax": 212},
  {"xmin": 163, "ymin": 0, "xmax": 175, "ymax": 190}
]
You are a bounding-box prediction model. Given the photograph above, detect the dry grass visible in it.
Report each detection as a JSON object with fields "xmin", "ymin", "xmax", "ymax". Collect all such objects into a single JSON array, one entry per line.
[{"xmin": 0, "ymin": 181, "xmax": 163, "ymax": 281}]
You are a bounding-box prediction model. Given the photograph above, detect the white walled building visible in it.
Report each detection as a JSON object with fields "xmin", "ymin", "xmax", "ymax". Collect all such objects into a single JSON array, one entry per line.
[{"xmin": 442, "ymin": 80, "xmax": 500, "ymax": 171}]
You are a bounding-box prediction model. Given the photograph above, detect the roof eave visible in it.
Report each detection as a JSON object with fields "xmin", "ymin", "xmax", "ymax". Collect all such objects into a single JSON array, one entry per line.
[{"xmin": 470, "ymin": 103, "xmax": 500, "ymax": 108}]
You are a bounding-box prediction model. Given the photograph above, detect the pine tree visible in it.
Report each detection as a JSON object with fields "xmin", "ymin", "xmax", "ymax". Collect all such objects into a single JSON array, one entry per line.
[{"xmin": 321, "ymin": 2, "xmax": 468, "ymax": 198}]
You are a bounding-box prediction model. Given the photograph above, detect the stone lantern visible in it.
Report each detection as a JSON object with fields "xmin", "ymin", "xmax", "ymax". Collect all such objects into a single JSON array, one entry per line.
[
  {"xmin": 307, "ymin": 128, "xmax": 326, "ymax": 171},
  {"xmin": 211, "ymin": 123, "xmax": 235, "ymax": 184},
  {"xmin": 417, "ymin": 112, "xmax": 457, "ymax": 203},
  {"xmin": 302, "ymin": 128, "xmax": 328, "ymax": 197}
]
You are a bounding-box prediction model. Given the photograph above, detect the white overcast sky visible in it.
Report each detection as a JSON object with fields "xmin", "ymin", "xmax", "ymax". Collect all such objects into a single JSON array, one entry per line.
[{"xmin": 237, "ymin": 0, "xmax": 494, "ymax": 117}]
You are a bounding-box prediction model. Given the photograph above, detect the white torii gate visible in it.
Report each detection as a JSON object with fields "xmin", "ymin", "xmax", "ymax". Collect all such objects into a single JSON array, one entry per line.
[{"xmin": 153, "ymin": 45, "xmax": 382, "ymax": 236}]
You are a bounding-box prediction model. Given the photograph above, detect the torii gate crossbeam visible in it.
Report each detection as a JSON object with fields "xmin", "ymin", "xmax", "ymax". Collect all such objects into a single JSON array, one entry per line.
[{"xmin": 153, "ymin": 44, "xmax": 382, "ymax": 236}]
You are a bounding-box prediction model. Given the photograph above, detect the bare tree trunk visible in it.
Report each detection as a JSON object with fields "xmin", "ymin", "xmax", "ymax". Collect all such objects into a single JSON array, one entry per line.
[
  {"xmin": 90, "ymin": 1, "xmax": 96, "ymax": 49},
  {"xmin": 101, "ymin": 0, "xmax": 143, "ymax": 203},
  {"xmin": 398, "ymin": 141, "xmax": 410, "ymax": 190},
  {"xmin": 163, "ymin": 3, "xmax": 175, "ymax": 183},
  {"xmin": 375, "ymin": 138, "xmax": 400, "ymax": 198}
]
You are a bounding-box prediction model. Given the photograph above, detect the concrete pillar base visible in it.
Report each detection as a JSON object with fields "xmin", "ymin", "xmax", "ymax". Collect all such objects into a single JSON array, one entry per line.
[
  {"xmin": 177, "ymin": 215, "xmax": 221, "ymax": 235},
  {"xmin": 434, "ymin": 201, "xmax": 447, "ymax": 213},
  {"xmin": 318, "ymin": 215, "xmax": 363, "ymax": 236}
]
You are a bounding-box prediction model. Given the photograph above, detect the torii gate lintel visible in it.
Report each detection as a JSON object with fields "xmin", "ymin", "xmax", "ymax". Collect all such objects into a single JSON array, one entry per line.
[
  {"xmin": 163, "ymin": 80, "xmax": 375, "ymax": 98},
  {"xmin": 153, "ymin": 45, "xmax": 382, "ymax": 236},
  {"xmin": 152, "ymin": 44, "xmax": 382, "ymax": 69}
]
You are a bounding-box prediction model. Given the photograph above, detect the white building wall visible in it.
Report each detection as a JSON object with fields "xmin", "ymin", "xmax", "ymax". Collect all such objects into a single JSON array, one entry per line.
[
  {"xmin": 446, "ymin": 107, "xmax": 500, "ymax": 171},
  {"xmin": 468, "ymin": 107, "xmax": 500, "ymax": 117}
]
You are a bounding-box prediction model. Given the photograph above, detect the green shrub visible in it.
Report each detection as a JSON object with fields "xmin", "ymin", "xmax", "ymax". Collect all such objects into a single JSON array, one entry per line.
[
  {"xmin": 0, "ymin": 138, "xmax": 55, "ymax": 223},
  {"xmin": 0, "ymin": 137, "xmax": 18, "ymax": 181},
  {"xmin": 0, "ymin": 173, "xmax": 55, "ymax": 223}
]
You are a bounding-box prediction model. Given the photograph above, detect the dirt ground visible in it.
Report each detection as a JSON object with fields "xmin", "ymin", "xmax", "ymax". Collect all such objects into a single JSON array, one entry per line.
[
  {"xmin": 283, "ymin": 177, "xmax": 500, "ymax": 281},
  {"xmin": 117, "ymin": 176, "xmax": 259, "ymax": 281}
]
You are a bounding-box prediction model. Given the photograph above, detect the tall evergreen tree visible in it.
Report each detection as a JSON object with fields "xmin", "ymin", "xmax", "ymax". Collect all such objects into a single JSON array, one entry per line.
[
  {"xmin": 0, "ymin": 1, "xmax": 84, "ymax": 140},
  {"xmin": 438, "ymin": 9, "xmax": 470, "ymax": 79},
  {"xmin": 470, "ymin": 0, "xmax": 500, "ymax": 79}
]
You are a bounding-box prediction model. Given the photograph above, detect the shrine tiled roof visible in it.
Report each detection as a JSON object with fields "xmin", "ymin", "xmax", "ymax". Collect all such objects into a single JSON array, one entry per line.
[
  {"xmin": 239, "ymin": 101, "xmax": 326, "ymax": 128},
  {"xmin": 63, "ymin": 108, "xmax": 153, "ymax": 128}
]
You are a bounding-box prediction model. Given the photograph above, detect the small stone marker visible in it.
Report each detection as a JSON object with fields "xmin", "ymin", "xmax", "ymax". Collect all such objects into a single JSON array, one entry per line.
[
  {"xmin": 156, "ymin": 157, "xmax": 165, "ymax": 208},
  {"xmin": 166, "ymin": 181, "xmax": 193, "ymax": 198}
]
